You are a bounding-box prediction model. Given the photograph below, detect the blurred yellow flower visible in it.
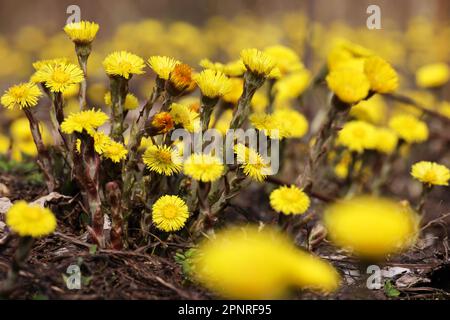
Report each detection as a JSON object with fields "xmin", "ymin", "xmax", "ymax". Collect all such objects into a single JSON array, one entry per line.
[
  {"xmin": 152, "ymin": 195, "xmax": 189, "ymax": 232},
  {"xmin": 1, "ymin": 82, "xmax": 41, "ymax": 110},
  {"xmin": 416, "ymin": 63, "xmax": 449, "ymax": 88},
  {"xmin": 147, "ymin": 55, "xmax": 180, "ymax": 80},
  {"xmin": 264, "ymin": 45, "xmax": 303, "ymax": 75},
  {"xmin": 323, "ymin": 196, "xmax": 420, "ymax": 259},
  {"xmin": 388, "ymin": 114, "xmax": 428, "ymax": 144},
  {"xmin": 326, "ymin": 69, "xmax": 370, "ymax": 104},
  {"xmin": 270, "ymin": 185, "xmax": 310, "ymax": 215},
  {"xmin": 213, "ymin": 109, "xmax": 233, "ymax": 135},
  {"xmin": 249, "ymin": 112, "xmax": 284, "ymax": 139},
  {"xmin": 337, "ymin": 120, "xmax": 376, "ymax": 153},
  {"xmin": 193, "ymin": 69, "xmax": 232, "ymax": 99},
  {"xmin": 33, "ymin": 62, "xmax": 84, "ymax": 93},
  {"xmin": 61, "ymin": 109, "xmax": 109, "ymax": 134},
  {"xmin": 373, "ymin": 127, "xmax": 398, "ymax": 155},
  {"xmin": 273, "ymin": 69, "xmax": 311, "ymax": 103},
  {"xmin": 6, "ymin": 201, "xmax": 57, "ymax": 237},
  {"xmin": 350, "ymin": 95, "xmax": 386, "ymax": 124},
  {"xmin": 273, "ymin": 109, "xmax": 308, "ymax": 138},
  {"xmin": 364, "ymin": 56, "xmax": 399, "ymax": 93},
  {"xmin": 104, "ymin": 92, "xmax": 139, "ymax": 110},
  {"xmin": 411, "ymin": 161, "xmax": 450, "ymax": 186},
  {"xmin": 142, "ymin": 145, "xmax": 182, "ymax": 176},
  {"xmin": 222, "ymin": 78, "xmax": 243, "ymax": 104},
  {"xmin": 0, "ymin": 134, "xmax": 10, "ymax": 153},
  {"xmin": 102, "ymin": 140, "xmax": 128, "ymax": 163},
  {"xmin": 193, "ymin": 226, "xmax": 340, "ymax": 299},
  {"xmin": 199, "ymin": 58, "xmax": 246, "ymax": 77},
  {"xmin": 240, "ymin": 48, "xmax": 277, "ymax": 77},
  {"xmin": 103, "ymin": 51, "xmax": 145, "ymax": 79},
  {"xmin": 64, "ymin": 21, "xmax": 99, "ymax": 44},
  {"xmin": 184, "ymin": 153, "xmax": 224, "ymax": 182},
  {"xmin": 169, "ymin": 103, "xmax": 200, "ymax": 133}
]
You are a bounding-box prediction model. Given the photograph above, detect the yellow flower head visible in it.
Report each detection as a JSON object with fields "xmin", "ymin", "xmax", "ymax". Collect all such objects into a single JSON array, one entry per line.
[
  {"xmin": 439, "ymin": 101, "xmax": 450, "ymax": 119},
  {"xmin": 6, "ymin": 201, "xmax": 57, "ymax": 237},
  {"xmin": 234, "ymin": 143, "xmax": 271, "ymax": 182},
  {"xmin": 1, "ymin": 82, "xmax": 41, "ymax": 110},
  {"xmin": 152, "ymin": 195, "xmax": 189, "ymax": 232},
  {"xmin": 169, "ymin": 103, "xmax": 200, "ymax": 133},
  {"xmin": 193, "ymin": 69, "xmax": 232, "ymax": 99},
  {"xmin": 103, "ymin": 51, "xmax": 145, "ymax": 79},
  {"xmin": 63, "ymin": 21, "xmax": 99, "ymax": 44},
  {"xmin": 270, "ymin": 185, "xmax": 310, "ymax": 215},
  {"xmin": 149, "ymin": 112, "xmax": 174, "ymax": 134},
  {"xmin": 92, "ymin": 131, "xmax": 112, "ymax": 154},
  {"xmin": 323, "ymin": 196, "xmax": 420, "ymax": 259},
  {"xmin": 104, "ymin": 92, "xmax": 139, "ymax": 110},
  {"xmin": 249, "ymin": 113, "xmax": 285, "ymax": 139},
  {"xmin": 183, "ymin": 153, "xmax": 224, "ymax": 182},
  {"xmin": 193, "ymin": 226, "xmax": 340, "ymax": 299},
  {"xmin": 199, "ymin": 59, "xmax": 246, "ymax": 77},
  {"xmin": 350, "ymin": 95, "xmax": 387, "ymax": 124},
  {"xmin": 142, "ymin": 145, "xmax": 183, "ymax": 176},
  {"xmin": 240, "ymin": 48, "xmax": 277, "ymax": 77},
  {"xmin": 222, "ymin": 78, "xmax": 243, "ymax": 105},
  {"xmin": 264, "ymin": 45, "xmax": 303, "ymax": 75},
  {"xmin": 326, "ymin": 68, "xmax": 370, "ymax": 104},
  {"xmin": 148, "ymin": 56, "xmax": 180, "ymax": 80},
  {"xmin": 103, "ymin": 140, "xmax": 128, "ymax": 163},
  {"xmin": 364, "ymin": 56, "xmax": 399, "ymax": 93},
  {"xmin": 168, "ymin": 63, "xmax": 196, "ymax": 93},
  {"xmin": 61, "ymin": 109, "xmax": 109, "ymax": 135},
  {"xmin": 274, "ymin": 69, "xmax": 311, "ymax": 103},
  {"xmin": 0, "ymin": 134, "xmax": 9, "ymax": 154},
  {"xmin": 32, "ymin": 62, "xmax": 84, "ymax": 93},
  {"xmin": 373, "ymin": 127, "xmax": 398, "ymax": 155},
  {"xmin": 416, "ymin": 63, "xmax": 449, "ymax": 88},
  {"xmin": 32, "ymin": 58, "xmax": 69, "ymax": 72},
  {"xmin": 411, "ymin": 161, "xmax": 450, "ymax": 186},
  {"xmin": 337, "ymin": 120, "xmax": 376, "ymax": 153},
  {"xmin": 213, "ymin": 109, "xmax": 233, "ymax": 136},
  {"xmin": 388, "ymin": 114, "xmax": 428, "ymax": 144},
  {"xmin": 273, "ymin": 109, "xmax": 308, "ymax": 138}
]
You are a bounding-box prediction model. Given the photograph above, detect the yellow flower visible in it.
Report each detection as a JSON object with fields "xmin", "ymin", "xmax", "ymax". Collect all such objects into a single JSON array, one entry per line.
[
  {"xmin": 199, "ymin": 59, "xmax": 246, "ymax": 77},
  {"xmin": 411, "ymin": 161, "xmax": 450, "ymax": 186},
  {"xmin": 32, "ymin": 62, "xmax": 84, "ymax": 93},
  {"xmin": 439, "ymin": 101, "xmax": 450, "ymax": 119},
  {"xmin": 249, "ymin": 112, "xmax": 285, "ymax": 139},
  {"xmin": 273, "ymin": 69, "xmax": 311, "ymax": 103},
  {"xmin": 149, "ymin": 112, "xmax": 174, "ymax": 134},
  {"xmin": 6, "ymin": 201, "xmax": 57, "ymax": 237},
  {"xmin": 102, "ymin": 140, "xmax": 128, "ymax": 163},
  {"xmin": 183, "ymin": 153, "xmax": 224, "ymax": 182},
  {"xmin": 350, "ymin": 95, "xmax": 387, "ymax": 124},
  {"xmin": 264, "ymin": 45, "xmax": 303, "ymax": 75},
  {"xmin": 323, "ymin": 196, "xmax": 420, "ymax": 259},
  {"xmin": 61, "ymin": 109, "xmax": 109, "ymax": 134},
  {"xmin": 103, "ymin": 51, "xmax": 145, "ymax": 79},
  {"xmin": 193, "ymin": 69, "xmax": 232, "ymax": 99},
  {"xmin": 270, "ymin": 185, "xmax": 310, "ymax": 215},
  {"xmin": 213, "ymin": 109, "xmax": 233, "ymax": 135},
  {"xmin": 1, "ymin": 82, "xmax": 41, "ymax": 110},
  {"xmin": 373, "ymin": 128, "xmax": 398, "ymax": 155},
  {"xmin": 63, "ymin": 21, "xmax": 99, "ymax": 44},
  {"xmin": 147, "ymin": 56, "xmax": 180, "ymax": 80},
  {"xmin": 364, "ymin": 56, "xmax": 399, "ymax": 93},
  {"xmin": 416, "ymin": 63, "xmax": 449, "ymax": 88},
  {"xmin": 222, "ymin": 78, "xmax": 243, "ymax": 104},
  {"xmin": 234, "ymin": 143, "xmax": 271, "ymax": 182},
  {"xmin": 240, "ymin": 48, "xmax": 277, "ymax": 78},
  {"xmin": 0, "ymin": 134, "xmax": 9, "ymax": 154},
  {"xmin": 388, "ymin": 114, "xmax": 428, "ymax": 143},
  {"xmin": 152, "ymin": 195, "xmax": 189, "ymax": 232},
  {"xmin": 193, "ymin": 226, "xmax": 340, "ymax": 299},
  {"xmin": 326, "ymin": 68, "xmax": 370, "ymax": 104},
  {"xmin": 169, "ymin": 103, "xmax": 200, "ymax": 133},
  {"xmin": 273, "ymin": 109, "xmax": 308, "ymax": 138},
  {"xmin": 32, "ymin": 58, "xmax": 68, "ymax": 72},
  {"xmin": 92, "ymin": 131, "xmax": 113, "ymax": 154},
  {"xmin": 104, "ymin": 92, "xmax": 139, "ymax": 110},
  {"xmin": 167, "ymin": 63, "xmax": 196, "ymax": 94},
  {"xmin": 337, "ymin": 120, "xmax": 376, "ymax": 153},
  {"xmin": 251, "ymin": 90, "xmax": 268, "ymax": 113},
  {"xmin": 142, "ymin": 145, "xmax": 182, "ymax": 176},
  {"xmin": 62, "ymin": 84, "xmax": 80, "ymax": 99}
]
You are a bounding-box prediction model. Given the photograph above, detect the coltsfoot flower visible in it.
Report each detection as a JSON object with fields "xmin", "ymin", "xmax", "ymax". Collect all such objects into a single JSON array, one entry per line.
[
  {"xmin": 103, "ymin": 140, "xmax": 128, "ymax": 163},
  {"xmin": 326, "ymin": 68, "xmax": 370, "ymax": 104},
  {"xmin": 222, "ymin": 78, "xmax": 244, "ymax": 104},
  {"xmin": 103, "ymin": 51, "xmax": 145, "ymax": 79},
  {"xmin": 148, "ymin": 56, "xmax": 180, "ymax": 80},
  {"xmin": 63, "ymin": 21, "xmax": 99, "ymax": 44},
  {"xmin": 6, "ymin": 201, "xmax": 57, "ymax": 237},
  {"xmin": 1, "ymin": 82, "xmax": 42, "ymax": 110},
  {"xmin": 364, "ymin": 56, "xmax": 399, "ymax": 93},
  {"xmin": 169, "ymin": 103, "xmax": 200, "ymax": 133},
  {"xmin": 416, "ymin": 63, "xmax": 449, "ymax": 88},
  {"xmin": 388, "ymin": 114, "xmax": 428, "ymax": 144},
  {"xmin": 337, "ymin": 120, "xmax": 376, "ymax": 153},
  {"xmin": 273, "ymin": 109, "xmax": 308, "ymax": 138},
  {"xmin": 373, "ymin": 127, "xmax": 398, "ymax": 154},
  {"xmin": 350, "ymin": 95, "xmax": 387, "ymax": 125},
  {"xmin": 240, "ymin": 48, "xmax": 277, "ymax": 78},
  {"xmin": 142, "ymin": 145, "xmax": 183, "ymax": 176},
  {"xmin": 270, "ymin": 185, "xmax": 310, "ymax": 215},
  {"xmin": 234, "ymin": 143, "xmax": 271, "ymax": 182},
  {"xmin": 183, "ymin": 153, "xmax": 224, "ymax": 182},
  {"xmin": 273, "ymin": 69, "xmax": 311, "ymax": 103},
  {"xmin": 193, "ymin": 69, "xmax": 232, "ymax": 99},
  {"xmin": 167, "ymin": 63, "xmax": 196, "ymax": 95},
  {"xmin": 193, "ymin": 226, "xmax": 340, "ymax": 299},
  {"xmin": 264, "ymin": 45, "xmax": 303, "ymax": 75},
  {"xmin": 249, "ymin": 112, "xmax": 285, "ymax": 139},
  {"xmin": 61, "ymin": 109, "xmax": 109, "ymax": 134},
  {"xmin": 104, "ymin": 92, "xmax": 139, "ymax": 110},
  {"xmin": 199, "ymin": 58, "xmax": 246, "ymax": 77},
  {"xmin": 148, "ymin": 111, "xmax": 174, "ymax": 134},
  {"xmin": 323, "ymin": 196, "xmax": 420, "ymax": 259},
  {"xmin": 152, "ymin": 195, "xmax": 189, "ymax": 232},
  {"xmin": 32, "ymin": 62, "xmax": 84, "ymax": 93},
  {"xmin": 411, "ymin": 161, "xmax": 450, "ymax": 186}
]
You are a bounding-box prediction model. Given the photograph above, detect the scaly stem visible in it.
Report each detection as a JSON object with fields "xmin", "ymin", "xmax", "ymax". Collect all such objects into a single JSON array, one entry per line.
[
  {"xmin": 416, "ymin": 185, "xmax": 432, "ymax": 215},
  {"xmin": 75, "ymin": 43, "xmax": 91, "ymax": 111},
  {"xmin": 106, "ymin": 181, "xmax": 123, "ymax": 250},
  {"xmin": 109, "ymin": 76, "xmax": 129, "ymax": 142}
]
